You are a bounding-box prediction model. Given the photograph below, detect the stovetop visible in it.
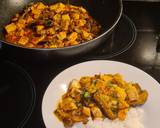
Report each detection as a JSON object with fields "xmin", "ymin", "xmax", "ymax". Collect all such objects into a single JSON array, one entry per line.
[{"xmin": 1, "ymin": 1, "xmax": 160, "ymax": 128}]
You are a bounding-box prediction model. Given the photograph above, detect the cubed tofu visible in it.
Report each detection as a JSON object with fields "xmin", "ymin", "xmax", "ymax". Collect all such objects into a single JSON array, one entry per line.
[
  {"xmin": 130, "ymin": 90, "xmax": 148, "ymax": 106},
  {"xmin": 100, "ymin": 74, "xmax": 113, "ymax": 83},
  {"xmin": 137, "ymin": 90, "xmax": 148, "ymax": 105},
  {"xmin": 94, "ymin": 92, "xmax": 117, "ymax": 119},
  {"xmin": 69, "ymin": 79, "xmax": 81, "ymax": 89},
  {"xmin": 79, "ymin": 19, "xmax": 86, "ymax": 26},
  {"xmin": 132, "ymin": 83, "xmax": 142, "ymax": 93},
  {"xmin": 82, "ymin": 107, "xmax": 91, "ymax": 117},
  {"xmin": 37, "ymin": 2, "xmax": 46, "ymax": 10},
  {"xmin": 126, "ymin": 85, "xmax": 139, "ymax": 103},
  {"xmin": 62, "ymin": 14, "xmax": 70, "ymax": 21},
  {"xmin": 68, "ymin": 32, "xmax": 78, "ymax": 41},
  {"xmin": 50, "ymin": 44, "xmax": 57, "ymax": 48},
  {"xmin": 71, "ymin": 13, "xmax": 80, "ymax": 20},
  {"xmin": 36, "ymin": 25, "xmax": 44, "ymax": 32},
  {"xmin": 114, "ymin": 86, "xmax": 127, "ymax": 100},
  {"xmin": 57, "ymin": 32, "xmax": 66, "ymax": 40},
  {"xmin": 53, "ymin": 14, "xmax": 61, "ymax": 21},
  {"xmin": 80, "ymin": 7, "xmax": 87, "ymax": 13},
  {"xmin": 16, "ymin": 19, "xmax": 26, "ymax": 29},
  {"xmin": 80, "ymin": 76, "xmax": 91, "ymax": 86},
  {"xmin": 32, "ymin": 9, "xmax": 41, "ymax": 15},
  {"xmin": 31, "ymin": 2, "xmax": 45, "ymax": 15},
  {"xmin": 70, "ymin": 41, "xmax": 79, "ymax": 46},
  {"xmin": 113, "ymin": 74, "xmax": 126, "ymax": 88},
  {"xmin": 91, "ymin": 106, "xmax": 103, "ymax": 119},
  {"xmin": 46, "ymin": 28, "xmax": 55, "ymax": 35},
  {"xmin": 82, "ymin": 30, "xmax": 90, "ymax": 39},
  {"xmin": 50, "ymin": 3, "xmax": 65, "ymax": 13},
  {"xmin": 31, "ymin": 35, "xmax": 45, "ymax": 44},
  {"xmin": 61, "ymin": 20, "xmax": 70, "ymax": 31},
  {"xmin": 5, "ymin": 23, "xmax": 17, "ymax": 33},
  {"xmin": 60, "ymin": 97, "xmax": 77, "ymax": 111},
  {"xmin": 18, "ymin": 36, "xmax": 29, "ymax": 45}
]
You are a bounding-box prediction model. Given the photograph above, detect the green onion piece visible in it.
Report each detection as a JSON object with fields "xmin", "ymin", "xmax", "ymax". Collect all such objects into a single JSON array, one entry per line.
[{"xmin": 84, "ymin": 91, "xmax": 90, "ymax": 98}]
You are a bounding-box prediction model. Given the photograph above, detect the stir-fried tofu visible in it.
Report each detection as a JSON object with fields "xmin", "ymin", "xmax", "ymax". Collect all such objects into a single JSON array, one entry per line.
[
  {"xmin": 91, "ymin": 106, "xmax": 103, "ymax": 119},
  {"xmin": 79, "ymin": 19, "xmax": 86, "ymax": 26},
  {"xmin": 71, "ymin": 13, "xmax": 80, "ymax": 20},
  {"xmin": 55, "ymin": 73, "xmax": 148, "ymax": 127},
  {"xmin": 31, "ymin": 35, "xmax": 45, "ymax": 44},
  {"xmin": 50, "ymin": 3, "xmax": 65, "ymax": 13},
  {"xmin": 94, "ymin": 92, "xmax": 117, "ymax": 119},
  {"xmin": 31, "ymin": 2, "xmax": 45, "ymax": 15},
  {"xmin": 68, "ymin": 32, "xmax": 78, "ymax": 42},
  {"xmin": 57, "ymin": 31, "xmax": 66, "ymax": 40},
  {"xmin": 18, "ymin": 36, "xmax": 29, "ymax": 45},
  {"xmin": 36, "ymin": 2, "xmax": 46, "ymax": 10},
  {"xmin": 36, "ymin": 25, "xmax": 44, "ymax": 32},
  {"xmin": 62, "ymin": 14, "xmax": 70, "ymax": 21},
  {"xmin": 126, "ymin": 85, "xmax": 139, "ymax": 103},
  {"xmin": 59, "ymin": 97, "xmax": 77, "ymax": 111},
  {"xmin": 82, "ymin": 30, "xmax": 90, "ymax": 39},
  {"xmin": 5, "ymin": 23, "xmax": 17, "ymax": 33},
  {"xmin": 130, "ymin": 90, "xmax": 148, "ymax": 106},
  {"xmin": 5, "ymin": 2, "xmax": 101, "ymax": 48},
  {"xmin": 53, "ymin": 14, "xmax": 61, "ymax": 21},
  {"xmin": 82, "ymin": 107, "xmax": 91, "ymax": 117}
]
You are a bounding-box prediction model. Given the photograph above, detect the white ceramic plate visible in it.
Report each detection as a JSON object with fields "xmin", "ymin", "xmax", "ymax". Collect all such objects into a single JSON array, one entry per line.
[{"xmin": 42, "ymin": 60, "xmax": 160, "ymax": 128}]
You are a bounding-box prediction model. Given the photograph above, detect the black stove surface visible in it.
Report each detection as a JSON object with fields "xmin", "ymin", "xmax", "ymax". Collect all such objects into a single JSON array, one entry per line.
[
  {"xmin": 1, "ymin": 1, "xmax": 160, "ymax": 128},
  {"xmin": 0, "ymin": 61, "xmax": 36, "ymax": 128}
]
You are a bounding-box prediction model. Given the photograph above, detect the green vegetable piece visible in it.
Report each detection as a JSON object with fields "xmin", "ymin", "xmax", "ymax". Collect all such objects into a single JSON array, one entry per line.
[
  {"xmin": 45, "ymin": 20, "xmax": 52, "ymax": 27},
  {"xmin": 84, "ymin": 91, "xmax": 90, "ymax": 98}
]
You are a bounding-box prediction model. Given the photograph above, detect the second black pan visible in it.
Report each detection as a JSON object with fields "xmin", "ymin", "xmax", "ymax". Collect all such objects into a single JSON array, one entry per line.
[{"xmin": 0, "ymin": 0, "xmax": 122, "ymax": 61}]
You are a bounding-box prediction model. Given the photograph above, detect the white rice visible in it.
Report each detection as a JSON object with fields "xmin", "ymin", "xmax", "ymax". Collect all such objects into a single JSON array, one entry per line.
[{"xmin": 72, "ymin": 108, "xmax": 144, "ymax": 128}]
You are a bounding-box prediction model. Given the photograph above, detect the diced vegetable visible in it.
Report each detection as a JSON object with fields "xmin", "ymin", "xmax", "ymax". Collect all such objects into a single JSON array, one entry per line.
[
  {"xmin": 44, "ymin": 20, "xmax": 53, "ymax": 27},
  {"xmin": 83, "ymin": 91, "xmax": 90, "ymax": 98}
]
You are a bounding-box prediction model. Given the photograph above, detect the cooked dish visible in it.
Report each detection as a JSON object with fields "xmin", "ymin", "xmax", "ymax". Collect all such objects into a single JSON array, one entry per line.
[
  {"xmin": 4, "ymin": 2, "xmax": 101, "ymax": 48},
  {"xmin": 54, "ymin": 73, "xmax": 148, "ymax": 127}
]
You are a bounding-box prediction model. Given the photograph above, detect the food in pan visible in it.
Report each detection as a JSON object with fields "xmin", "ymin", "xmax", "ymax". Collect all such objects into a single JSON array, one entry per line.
[
  {"xmin": 4, "ymin": 2, "xmax": 101, "ymax": 48},
  {"xmin": 54, "ymin": 73, "xmax": 148, "ymax": 127}
]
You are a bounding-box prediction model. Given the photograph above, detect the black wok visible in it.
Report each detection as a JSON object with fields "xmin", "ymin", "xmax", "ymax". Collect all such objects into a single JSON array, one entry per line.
[{"xmin": 0, "ymin": 0, "xmax": 122, "ymax": 61}]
